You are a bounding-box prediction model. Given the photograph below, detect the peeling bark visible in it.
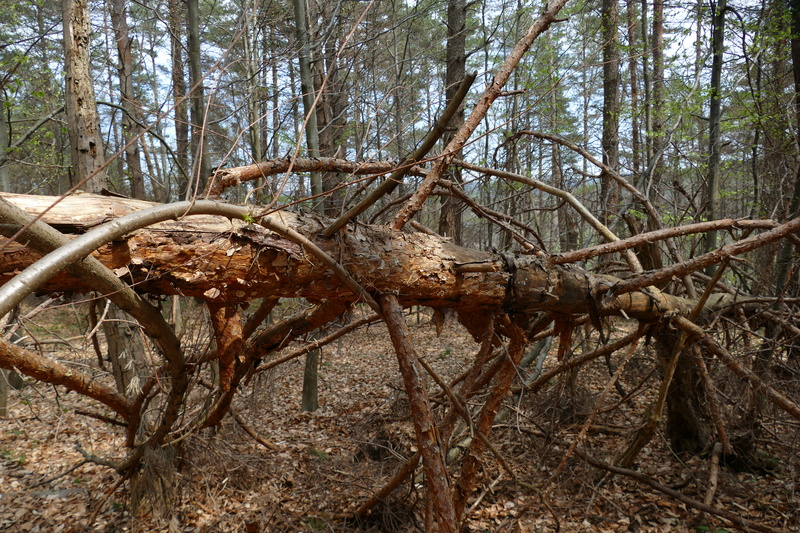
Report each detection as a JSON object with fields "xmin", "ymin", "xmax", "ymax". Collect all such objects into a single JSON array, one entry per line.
[{"xmin": 0, "ymin": 193, "xmax": 751, "ymax": 324}]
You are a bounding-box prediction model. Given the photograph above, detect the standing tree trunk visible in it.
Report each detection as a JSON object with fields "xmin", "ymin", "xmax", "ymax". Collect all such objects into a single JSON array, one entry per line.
[
  {"xmin": 656, "ymin": 328, "xmax": 712, "ymax": 454},
  {"xmin": 62, "ymin": 0, "xmax": 107, "ymax": 193},
  {"xmin": 108, "ymin": 0, "xmax": 145, "ymax": 200},
  {"xmin": 63, "ymin": 0, "xmax": 147, "ymax": 417},
  {"xmin": 102, "ymin": 304, "xmax": 148, "ymax": 397},
  {"xmin": 169, "ymin": 0, "xmax": 189, "ymax": 200},
  {"xmin": 0, "ymin": 89, "xmax": 9, "ymax": 192},
  {"xmin": 293, "ymin": 0, "xmax": 323, "ymax": 411},
  {"xmin": 626, "ymin": 0, "xmax": 641, "ymax": 181},
  {"xmin": 292, "ymin": 0, "xmax": 322, "ymax": 207},
  {"xmin": 187, "ymin": 0, "xmax": 211, "ymax": 198},
  {"xmin": 705, "ymin": 0, "xmax": 726, "ymax": 263},
  {"xmin": 243, "ymin": 13, "xmax": 264, "ymax": 202},
  {"xmin": 317, "ymin": 36, "xmax": 348, "ymax": 217},
  {"xmin": 649, "ymin": 0, "xmax": 665, "ymax": 197},
  {"xmin": 774, "ymin": 0, "xmax": 800, "ymax": 297},
  {"xmin": 438, "ymin": 0, "xmax": 467, "ymax": 245},
  {"xmin": 600, "ymin": 0, "xmax": 620, "ymax": 227}
]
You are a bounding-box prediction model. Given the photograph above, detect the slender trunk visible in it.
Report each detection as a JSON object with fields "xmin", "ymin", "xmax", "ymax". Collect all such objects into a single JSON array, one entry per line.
[
  {"xmin": 293, "ymin": 0, "xmax": 323, "ymax": 411},
  {"xmin": 601, "ymin": 0, "xmax": 620, "ymax": 227},
  {"xmin": 626, "ymin": 0, "xmax": 641, "ymax": 180},
  {"xmin": 705, "ymin": 0, "xmax": 726, "ymax": 263},
  {"xmin": 650, "ymin": 0, "xmax": 664, "ymax": 197},
  {"xmin": 292, "ymin": 0, "xmax": 322, "ymax": 210},
  {"xmin": 639, "ymin": 0, "xmax": 653, "ymax": 189},
  {"xmin": 0, "ymin": 90, "xmax": 9, "ymax": 192},
  {"xmin": 775, "ymin": 0, "xmax": 800, "ymax": 296},
  {"xmin": 187, "ymin": 0, "xmax": 210, "ymax": 198},
  {"xmin": 438, "ymin": 0, "xmax": 466, "ymax": 245},
  {"xmin": 318, "ymin": 37, "xmax": 347, "ymax": 217},
  {"xmin": 243, "ymin": 16, "xmax": 264, "ymax": 202},
  {"xmin": 108, "ymin": 0, "xmax": 145, "ymax": 199},
  {"xmin": 271, "ymin": 28, "xmax": 280, "ymax": 161},
  {"xmin": 170, "ymin": 0, "xmax": 189, "ymax": 200}
]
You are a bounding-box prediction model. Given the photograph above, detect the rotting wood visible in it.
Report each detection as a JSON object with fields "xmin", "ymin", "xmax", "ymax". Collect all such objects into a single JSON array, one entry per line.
[{"xmin": 0, "ymin": 193, "xmax": 743, "ymax": 324}]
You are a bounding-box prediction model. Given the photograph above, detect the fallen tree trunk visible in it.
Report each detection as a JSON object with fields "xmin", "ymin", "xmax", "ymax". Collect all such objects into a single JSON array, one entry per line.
[{"xmin": 0, "ymin": 192, "xmax": 720, "ymax": 324}]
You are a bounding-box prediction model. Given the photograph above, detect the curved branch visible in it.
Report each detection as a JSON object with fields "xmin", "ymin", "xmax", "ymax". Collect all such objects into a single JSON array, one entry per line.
[
  {"xmin": 552, "ymin": 218, "xmax": 780, "ymax": 266},
  {"xmin": 0, "ymin": 105, "xmax": 65, "ymax": 169},
  {"xmin": 456, "ymin": 160, "xmax": 643, "ymax": 272}
]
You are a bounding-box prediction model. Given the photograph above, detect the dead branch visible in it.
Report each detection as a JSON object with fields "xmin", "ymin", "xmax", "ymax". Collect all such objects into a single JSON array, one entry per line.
[
  {"xmin": 392, "ymin": 0, "xmax": 570, "ymax": 230},
  {"xmin": 573, "ymin": 448, "xmax": 783, "ymax": 533},
  {"xmin": 205, "ymin": 157, "xmax": 422, "ymax": 197},
  {"xmin": 380, "ymin": 294, "xmax": 457, "ymax": 531},
  {"xmin": 609, "ymin": 215, "xmax": 800, "ymax": 299},
  {"xmin": 322, "ymin": 73, "xmax": 476, "ymax": 237},
  {"xmin": 552, "ymin": 218, "xmax": 780, "ymax": 266}
]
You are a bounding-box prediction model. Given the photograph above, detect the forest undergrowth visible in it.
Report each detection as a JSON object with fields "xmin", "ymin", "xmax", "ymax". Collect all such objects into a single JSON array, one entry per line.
[{"xmin": 0, "ymin": 307, "xmax": 798, "ymax": 532}]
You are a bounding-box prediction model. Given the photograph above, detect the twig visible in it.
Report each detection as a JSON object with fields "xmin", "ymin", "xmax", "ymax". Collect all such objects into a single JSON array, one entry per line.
[
  {"xmin": 28, "ymin": 459, "xmax": 90, "ymax": 488},
  {"xmin": 85, "ymin": 470, "xmax": 131, "ymax": 529},
  {"xmin": 465, "ymin": 473, "xmax": 503, "ymax": 517},
  {"xmin": 73, "ymin": 409, "xmax": 126, "ymax": 427},
  {"xmin": 349, "ymin": 452, "xmax": 421, "ymax": 519},
  {"xmin": 75, "ymin": 440, "xmax": 121, "ymax": 470},
  {"xmin": 231, "ymin": 409, "xmax": 278, "ymax": 451},
  {"xmin": 455, "ymin": 162, "xmax": 641, "ymax": 271}
]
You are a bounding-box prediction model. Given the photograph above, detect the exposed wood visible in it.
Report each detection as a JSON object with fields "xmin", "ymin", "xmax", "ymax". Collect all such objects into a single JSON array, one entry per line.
[{"xmin": 0, "ymin": 193, "xmax": 754, "ymax": 324}]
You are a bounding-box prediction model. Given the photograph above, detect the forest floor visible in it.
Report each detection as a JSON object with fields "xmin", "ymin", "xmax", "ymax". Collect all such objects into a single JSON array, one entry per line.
[{"xmin": 0, "ymin": 307, "xmax": 798, "ymax": 532}]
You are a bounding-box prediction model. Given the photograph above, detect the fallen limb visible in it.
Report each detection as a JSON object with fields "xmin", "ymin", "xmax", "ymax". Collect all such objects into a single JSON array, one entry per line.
[
  {"xmin": 380, "ymin": 294, "xmax": 457, "ymax": 532},
  {"xmin": 205, "ymin": 157, "xmax": 424, "ymax": 197},
  {"xmin": 0, "ymin": 338, "xmax": 132, "ymax": 419},
  {"xmin": 573, "ymin": 448, "xmax": 783, "ymax": 533}
]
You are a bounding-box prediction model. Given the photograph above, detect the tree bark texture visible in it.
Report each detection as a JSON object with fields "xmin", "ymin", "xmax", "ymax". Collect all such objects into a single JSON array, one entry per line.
[
  {"xmin": 62, "ymin": 0, "xmax": 107, "ymax": 193},
  {"xmin": 0, "ymin": 193, "xmax": 719, "ymax": 325},
  {"xmin": 108, "ymin": 0, "xmax": 145, "ymax": 200}
]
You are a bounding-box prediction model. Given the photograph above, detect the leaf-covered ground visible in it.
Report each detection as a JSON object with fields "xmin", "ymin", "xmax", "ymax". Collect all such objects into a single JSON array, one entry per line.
[{"xmin": 1, "ymin": 308, "xmax": 798, "ymax": 532}]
